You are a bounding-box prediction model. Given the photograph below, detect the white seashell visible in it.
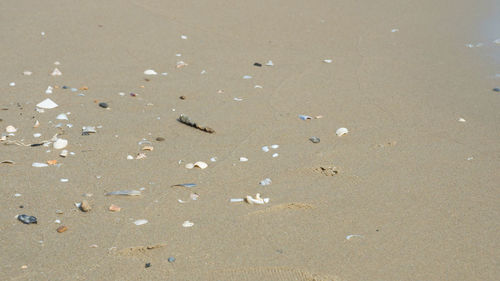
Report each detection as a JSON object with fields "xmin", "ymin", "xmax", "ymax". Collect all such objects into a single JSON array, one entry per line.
[
  {"xmin": 182, "ymin": 221, "xmax": 194, "ymax": 227},
  {"xmin": 262, "ymin": 146, "xmax": 269, "ymax": 152},
  {"xmin": 56, "ymin": 113, "xmax": 68, "ymax": 120},
  {"xmin": 265, "ymin": 60, "xmax": 274, "ymax": 66},
  {"xmin": 54, "ymin": 219, "xmax": 61, "ymax": 224},
  {"xmin": 181, "ymin": 35, "xmax": 187, "ymax": 39},
  {"xmin": 239, "ymin": 157, "xmax": 248, "ymax": 162},
  {"xmin": 59, "ymin": 150, "xmax": 68, "ymax": 157},
  {"xmin": 9, "ymin": 82, "xmax": 16, "ymax": 87},
  {"xmin": 45, "ymin": 86, "xmax": 53, "ymax": 94},
  {"xmin": 243, "ymin": 75, "xmax": 252, "ymax": 79},
  {"xmin": 254, "ymin": 85, "xmax": 263, "ymax": 89},
  {"xmin": 336, "ymin": 127, "xmax": 349, "ymax": 136},
  {"xmin": 230, "ymin": 198, "xmax": 245, "ymax": 203},
  {"xmin": 33, "ymin": 120, "xmax": 40, "ymax": 128},
  {"xmin": 23, "ymin": 71, "xmax": 33, "ymax": 76},
  {"xmin": 245, "ymin": 193, "xmax": 270, "ymax": 205},
  {"xmin": 185, "ymin": 163, "xmax": 194, "ymax": 169},
  {"xmin": 53, "ymin": 138, "xmax": 68, "ymax": 149},
  {"xmin": 210, "ymin": 157, "xmax": 217, "ymax": 162},
  {"xmin": 32, "ymin": 162, "xmax": 49, "ymax": 168},
  {"xmin": 6, "ymin": 125, "xmax": 17, "ymax": 133},
  {"xmin": 51, "ymin": 68, "xmax": 62, "ymax": 76},
  {"xmin": 346, "ymin": 234, "xmax": 363, "ymax": 240},
  {"xmin": 391, "ymin": 29, "xmax": 399, "ymax": 33},
  {"xmin": 194, "ymin": 161, "xmax": 208, "ymax": 169},
  {"xmin": 458, "ymin": 118, "xmax": 466, "ymax": 122},
  {"xmin": 323, "ymin": 59, "xmax": 333, "ymax": 63},
  {"xmin": 259, "ymin": 178, "xmax": 272, "ymax": 186},
  {"xmin": 134, "ymin": 219, "xmax": 148, "ymax": 226},
  {"xmin": 272, "ymin": 153, "xmax": 279, "ymax": 158},
  {"xmin": 176, "ymin": 61, "xmax": 188, "ymax": 68},
  {"xmin": 127, "ymin": 155, "xmax": 134, "ymax": 160},
  {"xmin": 299, "ymin": 115, "xmax": 312, "ymax": 120},
  {"xmin": 144, "ymin": 69, "xmax": 157, "ymax": 75},
  {"xmin": 33, "ymin": 133, "xmax": 42, "ymax": 138},
  {"xmin": 271, "ymin": 144, "xmax": 279, "ymax": 149},
  {"xmin": 36, "ymin": 98, "xmax": 58, "ymax": 109}
]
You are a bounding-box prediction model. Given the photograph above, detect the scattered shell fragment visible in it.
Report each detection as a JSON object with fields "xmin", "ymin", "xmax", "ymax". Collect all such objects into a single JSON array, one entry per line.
[
  {"xmin": 309, "ymin": 136, "xmax": 320, "ymax": 143},
  {"xmin": 142, "ymin": 146, "xmax": 154, "ymax": 151},
  {"xmin": 136, "ymin": 153, "xmax": 147, "ymax": 160},
  {"xmin": 36, "ymin": 98, "xmax": 58, "ymax": 109},
  {"xmin": 272, "ymin": 153, "xmax": 279, "ymax": 158},
  {"xmin": 32, "ymin": 162, "xmax": 49, "ymax": 168},
  {"xmin": 134, "ymin": 219, "xmax": 148, "ymax": 226},
  {"xmin": 144, "ymin": 69, "xmax": 158, "ymax": 75},
  {"xmin": 194, "ymin": 161, "xmax": 208, "ymax": 169},
  {"xmin": 1, "ymin": 160, "xmax": 15, "ymax": 164},
  {"xmin": 177, "ymin": 114, "xmax": 215, "ymax": 133},
  {"xmin": 51, "ymin": 68, "xmax": 62, "ymax": 76},
  {"xmin": 59, "ymin": 150, "xmax": 68, "ymax": 157},
  {"xmin": 323, "ymin": 59, "xmax": 333, "ymax": 63},
  {"xmin": 82, "ymin": 126, "xmax": 96, "ymax": 135},
  {"xmin": 190, "ymin": 193, "xmax": 199, "ymax": 200},
  {"xmin": 109, "ymin": 204, "xmax": 121, "ymax": 212},
  {"xmin": 17, "ymin": 214, "xmax": 37, "ymax": 224},
  {"xmin": 171, "ymin": 183, "xmax": 197, "ymax": 188},
  {"xmin": 53, "ymin": 138, "xmax": 68, "ymax": 149},
  {"xmin": 299, "ymin": 115, "xmax": 312, "ymax": 120},
  {"xmin": 182, "ymin": 221, "xmax": 194, "ymax": 228},
  {"xmin": 240, "ymin": 157, "xmax": 249, "ymax": 162},
  {"xmin": 23, "ymin": 71, "xmax": 33, "ymax": 76},
  {"xmin": 176, "ymin": 61, "xmax": 188, "ymax": 68},
  {"xmin": 45, "ymin": 86, "xmax": 53, "ymax": 94},
  {"xmin": 105, "ymin": 190, "xmax": 141, "ymax": 196},
  {"xmin": 346, "ymin": 234, "xmax": 363, "ymax": 240},
  {"xmin": 245, "ymin": 193, "xmax": 270, "ymax": 205},
  {"xmin": 6, "ymin": 125, "xmax": 17, "ymax": 133},
  {"xmin": 243, "ymin": 75, "xmax": 252, "ymax": 79},
  {"xmin": 336, "ymin": 127, "xmax": 349, "ymax": 137},
  {"xmin": 259, "ymin": 178, "xmax": 272, "ymax": 186},
  {"xmin": 21, "ymin": 265, "xmax": 28, "ymax": 269},
  {"xmin": 60, "ymin": 178, "xmax": 69, "ymax": 182},
  {"xmin": 33, "ymin": 120, "xmax": 40, "ymax": 128},
  {"xmin": 230, "ymin": 198, "xmax": 245, "ymax": 203},
  {"xmin": 458, "ymin": 118, "xmax": 466, "ymax": 122},
  {"xmin": 46, "ymin": 159, "xmax": 57, "ymax": 165},
  {"xmin": 56, "ymin": 113, "xmax": 68, "ymax": 120},
  {"xmin": 262, "ymin": 146, "xmax": 269, "ymax": 152},
  {"xmin": 185, "ymin": 163, "xmax": 195, "ymax": 169},
  {"xmin": 79, "ymin": 200, "xmax": 91, "ymax": 212},
  {"xmin": 57, "ymin": 226, "xmax": 68, "ymax": 233},
  {"xmin": 265, "ymin": 60, "xmax": 274, "ymax": 66}
]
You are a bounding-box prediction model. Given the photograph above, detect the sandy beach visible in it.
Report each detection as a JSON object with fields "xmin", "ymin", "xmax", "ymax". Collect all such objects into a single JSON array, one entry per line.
[{"xmin": 1, "ymin": 0, "xmax": 499, "ymax": 280}]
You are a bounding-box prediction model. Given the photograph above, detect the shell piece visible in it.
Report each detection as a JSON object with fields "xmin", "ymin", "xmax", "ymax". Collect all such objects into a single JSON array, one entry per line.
[
  {"xmin": 134, "ymin": 219, "xmax": 148, "ymax": 226},
  {"xmin": 309, "ymin": 136, "xmax": 320, "ymax": 143},
  {"xmin": 185, "ymin": 163, "xmax": 194, "ymax": 169},
  {"xmin": 271, "ymin": 144, "xmax": 279, "ymax": 149},
  {"xmin": 245, "ymin": 193, "xmax": 270, "ymax": 205},
  {"xmin": 47, "ymin": 160, "xmax": 58, "ymax": 165},
  {"xmin": 51, "ymin": 68, "xmax": 62, "ymax": 76},
  {"xmin": 142, "ymin": 146, "xmax": 154, "ymax": 151},
  {"xmin": 299, "ymin": 115, "xmax": 312, "ymax": 120},
  {"xmin": 53, "ymin": 138, "xmax": 68, "ymax": 149},
  {"xmin": 56, "ymin": 113, "xmax": 68, "ymax": 120},
  {"xmin": 36, "ymin": 98, "xmax": 58, "ymax": 109},
  {"xmin": 109, "ymin": 204, "xmax": 121, "ymax": 212},
  {"xmin": 323, "ymin": 59, "xmax": 333, "ymax": 63},
  {"xmin": 336, "ymin": 127, "xmax": 349, "ymax": 137},
  {"xmin": 57, "ymin": 226, "xmax": 68, "ymax": 233},
  {"xmin": 230, "ymin": 198, "xmax": 245, "ymax": 203},
  {"xmin": 32, "ymin": 162, "xmax": 49, "ymax": 168},
  {"xmin": 105, "ymin": 190, "xmax": 141, "ymax": 196},
  {"xmin": 80, "ymin": 200, "xmax": 91, "ymax": 212},
  {"xmin": 239, "ymin": 157, "xmax": 248, "ymax": 162},
  {"xmin": 6, "ymin": 125, "xmax": 17, "ymax": 133},
  {"xmin": 194, "ymin": 161, "xmax": 208, "ymax": 169},
  {"xmin": 17, "ymin": 214, "xmax": 37, "ymax": 224},
  {"xmin": 59, "ymin": 150, "xmax": 68, "ymax": 157},
  {"xmin": 261, "ymin": 146, "xmax": 269, "ymax": 152},
  {"xmin": 182, "ymin": 221, "xmax": 194, "ymax": 227},
  {"xmin": 144, "ymin": 69, "xmax": 157, "ymax": 75},
  {"xmin": 259, "ymin": 178, "xmax": 272, "ymax": 186},
  {"xmin": 171, "ymin": 183, "xmax": 197, "ymax": 188}
]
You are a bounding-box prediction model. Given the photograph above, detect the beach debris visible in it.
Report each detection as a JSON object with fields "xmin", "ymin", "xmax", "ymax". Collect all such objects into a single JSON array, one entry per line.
[
  {"xmin": 17, "ymin": 214, "xmax": 37, "ymax": 224},
  {"xmin": 254, "ymin": 62, "xmax": 262, "ymax": 67},
  {"xmin": 33, "ymin": 120, "xmax": 40, "ymax": 128},
  {"xmin": 323, "ymin": 59, "xmax": 333, "ymax": 63},
  {"xmin": 190, "ymin": 193, "xmax": 199, "ymax": 200},
  {"xmin": 57, "ymin": 226, "xmax": 68, "ymax": 233},
  {"xmin": 155, "ymin": 137, "xmax": 165, "ymax": 141},
  {"xmin": 59, "ymin": 150, "xmax": 68, "ymax": 157},
  {"xmin": 336, "ymin": 127, "xmax": 349, "ymax": 136},
  {"xmin": 105, "ymin": 190, "xmax": 141, "ymax": 196},
  {"xmin": 32, "ymin": 162, "xmax": 49, "ymax": 168},
  {"xmin": 185, "ymin": 161, "xmax": 208, "ymax": 169},
  {"xmin": 391, "ymin": 28, "xmax": 399, "ymax": 32},
  {"xmin": 262, "ymin": 146, "xmax": 269, "ymax": 152},
  {"xmin": 493, "ymin": 88, "xmax": 500, "ymax": 92},
  {"xmin": 233, "ymin": 97, "xmax": 243, "ymax": 101},
  {"xmin": 181, "ymin": 35, "xmax": 188, "ymax": 39},
  {"xmin": 182, "ymin": 221, "xmax": 194, "ymax": 227},
  {"xmin": 142, "ymin": 146, "xmax": 154, "ymax": 151},
  {"xmin": 1, "ymin": 160, "xmax": 15, "ymax": 164},
  {"xmin": 56, "ymin": 113, "xmax": 68, "ymax": 120},
  {"xmin": 259, "ymin": 178, "xmax": 272, "ymax": 186},
  {"xmin": 9, "ymin": 82, "xmax": 15, "ymax": 87},
  {"xmin": 245, "ymin": 193, "xmax": 270, "ymax": 205},
  {"xmin": 136, "ymin": 153, "xmax": 147, "ymax": 159},
  {"xmin": 210, "ymin": 157, "xmax": 217, "ymax": 162},
  {"xmin": 60, "ymin": 178, "xmax": 69, "ymax": 182},
  {"xmin": 230, "ymin": 198, "xmax": 245, "ymax": 203},
  {"xmin": 346, "ymin": 234, "xmax": 363, "ymax": 240},
  {"xmin": 98, "ymin": 102, "xmax": 109, "ymax": 109},
  {"xmin": 36, "ymin": 98, "xmax": 58, "ymax": 109},
  {"xmin": 51, "ymin": 68, "xmax": 62, "ymax": 76},
  {"xmin": 145, "ymin": 263, "xmax": 152, "ymax": 268},
  {"xmin": 78, "ymin": 200, "xmax": 91, "ymax": 212},
  {"xmin": 54, "ymin": 219, "xmax": 61, "ymax": 224},
  {"xmin": 171, "ymin": 183, "xmax": 197, "ymax": 188},
  {"xmin": 179, "ymin": 95, "xmax": 186, "ymax": 100},
  {"xmin": 314, "ymin": 166, "xmax": 339, "ymax": 176},
  {"xmin": 45, "ymin": 86, "xmax": 53, "ymax": 94},
  {"xmin": 458, "ymin": 118, "xmax": 466, "ymax": 122},
  {"xmin": 6, "ymin": 125, "xmax": 17, "ymax": 133},
  {"xmin": 109, "ymin": 204, "xmax": 121, "ymax": 212},
  {"xmin": 47, "ymin": 159, "xmax": 57, "ymax": 165},
  {"xmin": 53, "ymin": 138, "xmax": 68, "ymax": 149},
  {"xmin": 23, "ymin": 70, "xmax": 32, "ymax": 76},
  {"xmin": 33, "ymin": 133, "xmax": 41, "ymax": 138},
  {"xmin": 309, "ymin": 136, "xmax": 320, "ymax": 143},
  {"xmin": 134, "ymin": 219, "xmax": 148, "ymax": 226},
  {"xmin": 177, "ymin": 114, "xmax": 215, "ymax": 133},
  {"xmin": 127, "ymin": 155, "xmax": 134, "ymax": 160},
  {"xmin": 240, "ymin": 157, "xmax": 249, "ymax": 162},
  {"xmin": 176, "ymin": 61, "xmax": 188, "ymax": 68},
  {"xmin": 271, "ymin": 144, "xmax": 279, "ymax": 149},
  {"xmin": 254, "ymin": 85, "xmax": 263, "ymax": 89},
  {"xmin": 299, "ymin": 115, "xmax": 313, "ymax": 120},
  {"xmin": 168, "ymin": 257, "xmax": 176, "ymax": 263},
  {"xmin": 82, "ymin": 126, "xmax": 96, "ymax": 135},
  {"xmin": 144, "ymin": 69, "xmax": 157, "ymax": 75},
  {"xmin": 272, "ymin": 153, "xmax": 279, "ymax": 158}
]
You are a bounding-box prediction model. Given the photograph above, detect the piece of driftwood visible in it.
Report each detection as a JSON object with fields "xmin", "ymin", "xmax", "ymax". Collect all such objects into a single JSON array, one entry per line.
[{"xmin": 178, "ymin": 114, "xmax": 215, "ymax": 134}]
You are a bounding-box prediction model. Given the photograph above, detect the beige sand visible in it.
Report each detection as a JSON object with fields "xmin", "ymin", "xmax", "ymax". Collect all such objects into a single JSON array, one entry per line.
[{"xmin": 1, "ymin": 0, "xmax": 499, "ymax": 280}]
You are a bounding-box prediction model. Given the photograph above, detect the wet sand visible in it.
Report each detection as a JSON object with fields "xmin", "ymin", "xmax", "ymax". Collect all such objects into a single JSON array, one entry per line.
[{"xmin": 1, "ymin": 0, "xmax": 499, "ymax": 280}]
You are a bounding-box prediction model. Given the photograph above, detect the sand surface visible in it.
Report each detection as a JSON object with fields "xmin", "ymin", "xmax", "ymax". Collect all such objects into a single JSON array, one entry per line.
[{"xmin": 1, "ymin": 0, "xmax": 499, "ymax": 280}]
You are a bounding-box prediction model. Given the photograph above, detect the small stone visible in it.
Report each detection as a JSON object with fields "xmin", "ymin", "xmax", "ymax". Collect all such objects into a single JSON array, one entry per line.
[
  {"xmin": 493, "ymin": 88, "xmax": 500, "ymax": 92},
  {"xmin": 109, "ymin": 204, "xmax": 121, "ymax": 212},
  {"xmin": 21, "ymin": 265, "xmax": 28, "ymax": 269},
  {"xmin": 155, "ymin": 137, "xmax": 165, "ymax": 141},
  {"xmin": 254, "ymin": 62, "xmax": 262, "ymax": 67},
  {"xmin": 168, "ymin": 257, "xmax": 176, "ymax": 263},
  {"xmin": 179, "ymin": 96, "xmax": 186, "ymax": 100},
  {"xmin": 17, "ymin": 214, "xmax": 37, "ymax": 224},
  {"xmin": 80, "ymin": 200, "xmax": 91, "ymax": 212},
  {"xmin": 309, "ymin": 136, "xmax": 320, "ymax": 143},
  {"xmin": 145, "ymin": 263, "xmax": 151, "ymax": 268},
  {"xmin": 98, "ymin": 102, "xmax": 109, "ymax": 108},
  {"xmin": 56, "ymin": 226, "xmax": 68, "ymax": 233}
]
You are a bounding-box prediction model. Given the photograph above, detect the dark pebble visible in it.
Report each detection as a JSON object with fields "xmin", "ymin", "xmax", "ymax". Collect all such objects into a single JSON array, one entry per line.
[
  {"xmin": 493, "ymin": 88, "xmax": 500, "ymax": 92},
  {"xmin": 156, "ymin": 137, "xmax": 165, "ymax": 142},
  {"xmin": 17, "ymin": 214, "xmax": 37, "ymax": 224},
  {"xmin": 254, "ymin": 62, "xmax": 262, "ymax": 67},
  {"xmin": 179, "ymin": 96, "xmax": 186, "ymax": 100},
  {"xmin": 130, "ymin": 93, "xmax": 137, "ymax": 97},
  {"xmin": 19, "ymin": 205, "xmax": 24, "ymax": 208},
  {"xmin": 62, "ymin": 86, "xmax": 68, "ymax": 89},
  {"xmin": 98, "ymin": 102, "xmax": 109, "ymax": 108},
  {"xmin": 168, "ymin": 257, "xmax": 175, "ymax": 263},
  {"xmin": 309, "ymin": 136, "xmax": 320, "ymax": 143},
  {"xmin": 145, "ymin": 262, "xmax": 151, "ymax": 268}
]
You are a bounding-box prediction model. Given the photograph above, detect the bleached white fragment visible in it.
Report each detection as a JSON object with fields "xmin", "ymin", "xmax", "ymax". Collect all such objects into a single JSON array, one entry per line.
[
  {"xmin": 36, "ymin": 98, "xmax": 58, "ymax": 109},
  {"xmin": 262, "ymin": 146, "xmax": 269, "ymax": 152},
  {"xmin": 271, "ymin": 144, "xmax": 279, "ymax": 149},
  {"xmin": 181, "ymin": 35, "xmax": 188, "ymax": 39},
  {"xmin": 6, "ymin": 125, "xmax": 17, "ymax": 133},
  {"xmin": 336, "ymin": 127, "xmax": 349, "ymax": 136},
  {"xmin": 259, "ymin": 178, "xmax": 272, "ymax": 186},
  {"xmin": 144, "ymin": 69, "xmax": 157, "ymax": 75},
  {"xmin": 56, "ymin": 113, "xmax": 68, "ymax": 120},
  {"xmin": 33, "ymin": 133, "xmax": 42, "ymax": 138},
  {"xmin": 243, "ymin": 75, "xmax": 252, "ymax": 79},
  {"xmin": 134, "ymin": 219, "xmax": 148, "ymax": 226},
  {"xmin": 9, "ymin": 82, "xmax": 16, "ymax": 87},
  {"xmin": 239, "ymin": 157, "xmax": 248, "ymax": 162},
  {"xmin": 265, "ymin": 60, "xmax": 274, "ymax": 66},
  {"xmin": 32, "ymin": 162, "xmax": 49, "ymax": 168},
  {"xmin": 60, "ymin": 178, "xmax": 69, "ymax": 182},
  {"xmin": 391, "ymin": 29, "xmax": 399, "ymax": 32},
  {"xmin": 127, "ymin": 155, "xmax": 134, "ymax": 160},
  {"xmin": 458, "ymin": 118, "xmax": 466, "ymax": 122},
  {"xmin": 45, "ymin": 86, "xmax": 53, "ymax": 94},
  {"xmin": 51, "ymin": 68, "xmax": 62, "ymax": 76},
  {"xmin": 272, "ymin": 153, "xmax": 279, "ymax": 158},
  {"xmin": 323, "ymin": 59, "xmax": 332, "ymax": 63},
  {"xmin": 182, "ymin": 221, "xmax": 194, "ymax": 227},
  {"xmin": 53, "ymin": 138, "xmax": 68, "ymax": 149},
  {"xmin": 346, "ymin": 234, "xmax": 363, "ymax": 240}
]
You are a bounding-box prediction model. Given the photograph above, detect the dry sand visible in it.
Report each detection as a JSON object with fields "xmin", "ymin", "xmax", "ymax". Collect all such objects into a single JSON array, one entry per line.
[{"xmin": 1, "ymin": 0, "xmax": 499, "ymax": 280}]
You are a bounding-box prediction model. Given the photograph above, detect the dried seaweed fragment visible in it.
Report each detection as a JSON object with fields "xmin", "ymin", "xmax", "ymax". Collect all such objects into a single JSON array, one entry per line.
[{"xmin": 177, "ymin": 114, "xmax": 215, "ymax": 134}]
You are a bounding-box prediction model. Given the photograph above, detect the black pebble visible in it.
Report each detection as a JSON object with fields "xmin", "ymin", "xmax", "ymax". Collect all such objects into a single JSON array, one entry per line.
[
  {"xmin": 19, "ymin": 205, "xmax": 24, "ymax": 208},
  {"xmin": 62, "ymin": 86, "xmax": 68, "ymax": 89},
  {"xmin": 254, "ymin": 62, "xmax": 262, "ymax": 67},
  {"xmin": 156, "ymin": 137, "xmax": 165, "ymax": 142},
  {"xmin": 493, "ymin": 88, "xmax": 500, "ymax": 92},
  {"xmin": 145, "ymin": 262, "xmax": 151, "ymax": 268},
  {"xmin": 168, "ymin": 257, "xmax": 175, "ymax": 263},
  {"xmin": 98, "ymin": 102, "xmax": 109, "ymax": 108}
]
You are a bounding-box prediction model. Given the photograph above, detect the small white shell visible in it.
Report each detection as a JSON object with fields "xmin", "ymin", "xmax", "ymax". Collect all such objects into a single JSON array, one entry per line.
[
  {"xmin": 36, "ymin": 98, "xmax": 58, "ymax": 109},
  {"xmin": 126, "ymin": 155, "xmax": 134, "ymax": 160},
  {"xmin": 245, "ymin": 193, "xmax": 270, "ymax": 205},
  {"xmin": 259, "ymin": 178, "xmax": 272, "ymax": 186},
  {"xmin": 134, "ymin": 219, "xmax": 148, "ymax": 226},
  {"xmin": 6, "ymin": 125, "xmax": 17, "ymax": 133},
  {"xmin": 261, "ymin": 146, "xmax": 269, "ymax": 152},
  {"xmin": 144, "ymin": 69, "xmax": 157, "ymax": 75},
  {"xmin": 336, "ymin": 127, "xmax": 349, "ymax": 137},
  {"xmin": 182, "ymin": 221, "xmax": 194, "ymax": 227},
  {"xmin": 272, "ymin": 153, "xmax": 279, "ymax": 158},
  {"xmin": 51, "ymin": 68, "xmax": 62, "ymax": 76},
  {"xmin": 323, "ymin": 59, "xmax": 333, "ymax": 63},
  {"xmin": 239, "ymin": 157, "xmax": 248, "ymax": 162},
  {"xmin": 185, "ymin": 163, "xmax": 194, "ymax": 169},
  {"xmin": 56, "ymin": 113, "xmax": 68, "ymax": 120},
  {"xmin": 32, "ymin": 162, "xmax": 48, "ymax": 168},
  {"xmin": 458, "ymin": 118, "xmax": 466, "ymax": 122},
  {"xmin": 271, "ymin": 144, "xmax": 279, "ymax": 149},
  {"xmin": 53, "ymin": 138, "xmax": 68, "ymax": 150},
  {"xmin": 194, "ymin": 161, "xmax": 208, "ymax": 169}
]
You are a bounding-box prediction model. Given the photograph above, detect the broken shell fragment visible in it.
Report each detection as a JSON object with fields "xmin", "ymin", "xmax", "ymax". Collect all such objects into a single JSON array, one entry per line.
[
  {"xmin": 46, "ymin": 159, "xmax": 57, "ymax": 165},
  {"xmin": 59, "ymin": 150, "xmax": 68, "ymax": 157},
  {"xmin": 299, "ymin": 115, "xmax": 312, "ymax": 120},
  {"xmin": 109, "ymin": 204, "xmax": 121, "ymax": 212},
  {"xmin": 142, "ymin": 146, "xmax": 154, "ymax": 151},
  {"xmin": 182, "ymin": 221, "xmax": 194, "ymax": 227},
  {"xmin": 193, "ymin": 161, "xmax": 208, "ymax": 169},
  {"xmin": 309, "ymin": 136, "xmax": 320, "ymax": 143},
  {"xmin": 32, "ymin": 162, "xmax": 49, "ymax": 168},
  {"xmin": 185, "ymin": 163, "xmax": 195, "ymax": 169},
  {"xmin": 51, "ymin": 68, "xmax": 62, "ymax": 76},
  {"xmin": 245, "ymin": 193, "xmax": 270, "ymax": 205},
  {"xmin": 56, "ymin": 113, "xmax": 68, "ymax": 120},
  {"xmin": 53, "ymin": 138, "xmax": 68, "ymax": 149},
  {"xmin": 135, "ymin": 153, "xmax": 147, "ymax": 159},
  {"xmin": 336, "ymin": 127, "xmax": 349, "ymax": 137},
  {"xmin": 259, "ymin": 178, "xmax": 272, "ymax": 186},
  {"xmin": 82, "ymin": 126, "xmax": 96, "ymax": 135},
  {"xmin": 105, "ymin": 190, "xmax": 141, "ymax": 196},
  {"xmin": 171, "ymin": 183, "xmax": 197, "ymax": 188},
  {"xmin": 17, "ymin": 214, "xmax": 37, "ymax": 224},
  {"xmin": 79, "ymin": 200, "xmax": 91, "ymax": 212},
  {"xmin": 134, "ymin": 219, "xmax": 148, "ymax": 226},
  {"xmin": 144, "ymin": 69, "xmax": 158, "ymax": 75},
  {"xmin": 36, "ymin": 98, "xmax": 58, "ymax": 109},
  {"xmin": 6, "ymin": 125, "xmax": 17, "ymax": 133},
  {"xmin": 57, "ymin": 226, "xmax": 68, "ymax": 233}
]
